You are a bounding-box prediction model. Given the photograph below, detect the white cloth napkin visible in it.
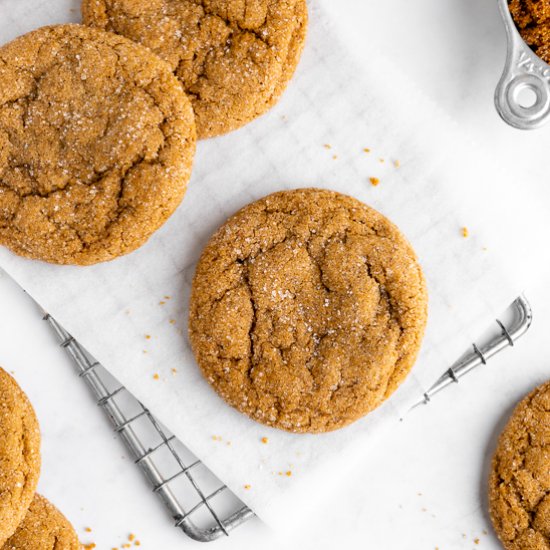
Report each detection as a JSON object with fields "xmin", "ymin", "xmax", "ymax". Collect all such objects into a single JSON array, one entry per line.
[{"xmin": 0, "ymin": 0, "xmax": 548, "ymax": 530}]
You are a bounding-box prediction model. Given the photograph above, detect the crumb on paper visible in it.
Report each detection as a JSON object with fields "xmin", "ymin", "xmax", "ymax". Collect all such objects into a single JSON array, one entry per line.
[
  {"xmin": 421, "ymin": 507, "xmax": 427, "ymax": 512},
  {"xmin": 261, "ymin": 437, "xmax": 269, "ymax": 444},
  {"xmin": 85, "ymin": 527, "xmax": 92, "ymax": 533},
  {"xmin": 145, "ymin": 334, "xmax": 151, "ymax": 340},
  {"xmin": 159, "ymin": 301, "xmax": 166, "ymax": 305},
  {"xmin": 363, "ymin": 147, "xmax": 371, "ymax": 153},
  {"xmin": 128, "ymin": 534, "xmax": 135, "ymax": 542},
  {"xmin": 474, "ymin": 539, "xmax": 480, "ymax": 545},
  {"xmin": 169, "ymin": 319, "xmax": 176, "ymax": 325},
  {"xmin": 226, "ymin": 441, "xmax": 232, "ymax": 446},
  {"xmin": 285, "ymin": 470, "xmax": 292, "ymax": 477},
  {"xmin": 482, "ymin": 530, "xmax": 488, "ymax": 535},
  {"xmin": 369, "ymin": 177, "xmax": 380, "ymax": 187},
  {"xmin": 379, "ymin": 158, "xmax": 385, "ymax": 163},
  {"xmin": 332, "ymin": 154, "xmax": 338, "ymax": 160},
  {"xmin": 244, "ymin": 484, "xmax": 251, "ymax": 490},
  {"xmin": 461, "ymin": 227, "xmax": 469, "ymax": 238},
  {"xmin": 212, "ymin": 435, "xmax": 222, "ymax": 442},
  {"xmin": 323, "ymin": 144, "xmax": 332, "ymax": 149},
  {"xmin": 164, "ymin": 295, "xmax": 171, "ymax": 300},
  {"xmin": 142, "ymin": 350, "xmax": 147, "ymax": 354},
  {"xmin": 135, "ymin": 542, "xmax": 141, "ymax": 547},
  {"xmin": 394, "ymin": 159, "xmax": 401, "ymax": 168},
  {"xmin": 83, "ymin": 544, "xmax": 96, "ymax": 550},
  {"xmin": 153, "ymin": 373, "xmax": 160, "ymax": 380},
  {"xmin": 171, "ymin": 368, "xmax": 178, "ymax": 375}
]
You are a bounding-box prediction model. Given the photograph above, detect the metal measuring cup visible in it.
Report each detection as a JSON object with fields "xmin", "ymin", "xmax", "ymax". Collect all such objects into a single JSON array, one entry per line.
[{"xmin": 495, "ymin": 0, "xmax": 550, "ymax": 129}]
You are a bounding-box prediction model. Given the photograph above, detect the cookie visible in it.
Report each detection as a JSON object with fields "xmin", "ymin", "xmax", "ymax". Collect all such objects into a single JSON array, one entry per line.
[
  {"xmin": 0, "ymin": 24, "xmax": 196, "ymax": 265},
  {"xmin": 189, "ymin": 188, "xmax": 428, "ymax": 433},
  {"xmin": 489, "ymin": 381, "xmax": 550, "ymax": 550},
  {"xmin": 2, "ymin": 495, "xmax": 79, "ymax": 550},
  {"xmin": 82, "ymin": 0, "xmax": 308, "ymax": 139},
  {"xmin": 0, "ymin": 368, "xmax": 41, "ymax": 545},
  {"xmin": 509, "ymin": 0, "xmax": 550, "ymax": 64}
]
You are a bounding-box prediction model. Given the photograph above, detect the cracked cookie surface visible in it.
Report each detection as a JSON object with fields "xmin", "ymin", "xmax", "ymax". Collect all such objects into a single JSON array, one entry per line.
[
  {"xmin": 0, "ymin": 368, "xmax": 41, "ymax": 546},
  {"xmin": 2, "ymin": 494, "xmax": 79, "ymax": 550},
  {"xmin": 0, "ymin": 24, "xmax": 196, "ymax": 265},
  {"xmin": 82, "ymin": 0, "xmax": 308, "ymax": 139},
  {"xmin": 489, "ymin": 381, "xmax": 550, "ymax": 550},
  {"xmin": 189, "ymin": 188, "xmax": 428, "ymax": 433}
]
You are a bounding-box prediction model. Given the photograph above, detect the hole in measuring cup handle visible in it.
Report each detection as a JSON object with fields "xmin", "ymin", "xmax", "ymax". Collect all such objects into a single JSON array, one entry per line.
[
  {"xmin": 496, "ymin": 71, "xmax": 550, "ymax": 129},
  {"xmin": 506, "ymin": 74, "xmax": 549, "ymax": 118}
]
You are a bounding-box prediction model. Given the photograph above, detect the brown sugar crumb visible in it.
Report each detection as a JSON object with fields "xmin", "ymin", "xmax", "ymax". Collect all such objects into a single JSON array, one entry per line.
[
  {"xmin": 159, "ymin": 301, "xmax": 166, "ymax": 305},
  {"xmin": 369, "ymin": 177, "xmax": 380, "ymax": 186},
  {"xmin": 244, "ymin": 484, "xmax": 251, "ymax": 490},
  {"xmin": 145, "ymin": 334, "xmax": 151, "ymax": 340},
  {"xmin": 211, "ymin": 435, "xmax": 222, "ymax": 442},
  {"xmin": 461, "ymin": 227, "xmax": 469, "ymax": 238},
  {"xmin": 285, "ymin": 470, "xmax": 292, "ymax": 477},
  {"xmin": 142, "ymin": 350, "xmax": 147, "ymax": 354},
  {"xmin": 135, "ymin": 542, "xmax": 141, "ymax": 547},
  {"xmin": 474, "ymin": 538, "xmax": 480, "ymax": 545},
  {"xmin": 363, "ymin": 148, "xmax": 371, "ymax": 153},
  {"xmin": 332, "ymin": 155, "xmax": 338, "ymax": 160},
  {"xmin": 128, "ymin": 534, "xmax": 135, "ymax": 542},
  {"xmin": 324, "ymin": 144, "xmax": 332, "ymax": 149},
  {"xmin": 394, "ymin": 159, "xmax": 401, "ymax": 168},
  {"xmin": 83, "ymin": 545, "xmax": 96, "ymax": 550},
  {"xmin": 85, "ymin": 527, "xmax": 92, "ymax": 533},
  {"xmin": 169, "ymin": 319, "xmax": 176, "ymax": 325},
  {"xmin": 261, "ymin": 437, "xmax": 269, "ymax": 444},
  {"xmin": 153, "ymin": 373, "xmax": 160, "ymax": 380},
  {"xmin": 122, "ymin": 545, "xmax": 131, "ymax": 549},
  {"xmin": 379, "ymin": 158, "xmax": 385, "ymax": 163},
  {"xmin": 171, "ymin": 368, "xmax": 178, "ymax": 375},
  {"xmin": 164, "ymin": 295, "xmax": 171, "ymax": 300}
]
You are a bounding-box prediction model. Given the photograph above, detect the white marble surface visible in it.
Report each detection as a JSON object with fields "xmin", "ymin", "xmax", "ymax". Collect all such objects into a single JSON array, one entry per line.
[{"xmin": 1, "ymin": 1, "xmax": 549, "ymax": 548}]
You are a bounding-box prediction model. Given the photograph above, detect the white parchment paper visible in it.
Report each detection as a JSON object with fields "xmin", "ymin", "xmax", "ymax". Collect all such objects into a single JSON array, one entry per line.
[{"xmin": 0, "ymin": 0, "xmax": 548, "ymax": 529}]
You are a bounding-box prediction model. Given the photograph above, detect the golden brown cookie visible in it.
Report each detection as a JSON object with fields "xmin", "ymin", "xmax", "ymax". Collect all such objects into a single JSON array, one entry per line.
[
  {"xmin": 189, "ymin": 188, "xmax": 428, "ymax": 433},
  {"xmin": 0, "ymin": 24, "xmax": 196, "ymax": 265},
  {"xmin": 2, "ymin": 495, "xmax": 79, "ymax": 550},
  {"xmin": 82, "ymin": 0, "xmax": 308, "ymax": 139},
  {"xmin": 509, "ymin": 0, "xmax": 550, "ymax": 64},
  {"xmin": 489, "ymin": 381, "xmax": 550, "ymax": 550},
  {"xmin": 0, "ymin": 368, "xmax": 41, "ymax": 545}
]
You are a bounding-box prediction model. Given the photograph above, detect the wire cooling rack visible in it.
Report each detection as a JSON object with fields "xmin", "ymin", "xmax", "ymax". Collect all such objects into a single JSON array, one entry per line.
[{"xmin": 42, "ymin": 296, "xmax": 532, "ymax": 542}]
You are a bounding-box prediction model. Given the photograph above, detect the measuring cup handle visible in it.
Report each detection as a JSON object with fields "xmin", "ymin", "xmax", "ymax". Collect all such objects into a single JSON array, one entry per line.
[{"xmin": 495, "ymin": 0, "xmax": 550, "ymax": 130}]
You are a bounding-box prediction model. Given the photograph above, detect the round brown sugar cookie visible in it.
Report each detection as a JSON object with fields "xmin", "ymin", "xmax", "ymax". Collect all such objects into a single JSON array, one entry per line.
[
  {"xmin": 189, "ymin": 188, "xmax": 428, "ymax": 433},
  {"xmin": 489, "ymin": 381, "xmax": 550, "ymax": 550},
  {"xmin": 0, "ymin": 368, "xmax": 41, "ymax": 545},
  {"xmin": 2, "ymin": 495, "xmax": 79, "ymax": 550},
  {"xmin": 82, "ymin": 0, "xmax": 308, "ymax": 139},
  {"xmin": 0, "ymin": 24, "xmax": 196, "ymax": 265}
]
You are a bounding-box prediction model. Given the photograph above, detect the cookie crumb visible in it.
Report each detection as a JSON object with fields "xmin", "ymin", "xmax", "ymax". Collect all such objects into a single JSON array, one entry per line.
[
  {"xmin": 461, "ymin": 227, "xmax": 469, "ymax": 238},
  {"xmin": 369, "ymin": 177, "xmax": 380, "ymax": 186},
  {"xmin": 261, "ymin": 437, "xmax": 269, "ymax": 444},
  {"xmin": 285, "ymin": 470, "xmax": 292, "ymax": 477},
  {"xmin": 128, "ymin": 534, "xmax": 135, "ymax": 542},
  {"xmin": 85, "ymin": 527, "xmax": 92, "ymax": 533},
  {"xmin": 153, "ymin": 373, "xmax": 160, "ymax": 380}
]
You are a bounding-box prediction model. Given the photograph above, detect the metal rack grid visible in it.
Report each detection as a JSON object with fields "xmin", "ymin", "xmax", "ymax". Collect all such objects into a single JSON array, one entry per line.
[{"xmin": 43, "ymin": 295, "xmax": 532, "ymax": 542}]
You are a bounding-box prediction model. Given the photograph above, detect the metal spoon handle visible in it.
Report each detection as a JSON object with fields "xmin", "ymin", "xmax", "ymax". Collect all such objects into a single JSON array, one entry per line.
[{"xmin": 495, "ymin": 0, "xmax": 550, "ymax": 130}]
